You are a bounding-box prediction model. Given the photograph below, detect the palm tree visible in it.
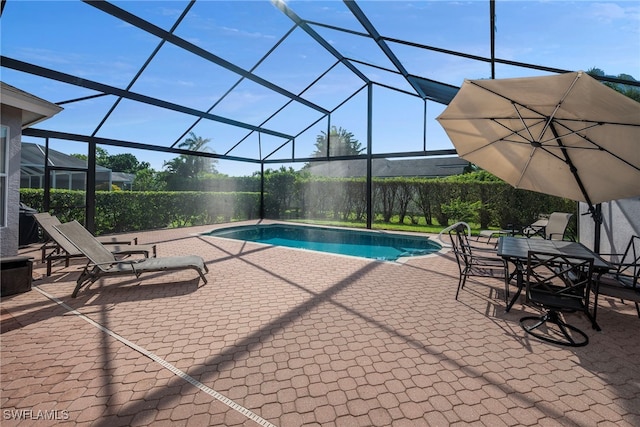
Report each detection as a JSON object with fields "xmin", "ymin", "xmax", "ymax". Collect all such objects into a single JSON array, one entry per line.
[
  {"xmin": 164, "ymin": 132, "xmax": 218, "ymax": 178},
  {"xmin": 313, "ymin": 126, "xmax": 363, "ymax": 157}
]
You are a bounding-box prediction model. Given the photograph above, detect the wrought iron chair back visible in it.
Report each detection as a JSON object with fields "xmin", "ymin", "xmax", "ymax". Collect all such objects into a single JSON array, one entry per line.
[
  {"xmin": 614, "ymin": 235, "xmax": 640, "ymax": 283},
  {"xmin": 521, "ymin": 250, "xmax": 594, "ymax": 347},
  {"xmin": 594, "ymin": 235, "xmax": 640, "ymax": 319},
  {"xmin": 448, "ymin": 223, "xmax": 508, "ymax": 301}
]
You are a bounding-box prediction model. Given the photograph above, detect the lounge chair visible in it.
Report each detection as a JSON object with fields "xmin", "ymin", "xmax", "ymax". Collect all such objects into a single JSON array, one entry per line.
[
  {"xmin": 475, "ymin": 229, "xmax": 512, "ymax": 247},
  {"xmin": 33, "ymin": 213, "xmax": 156, "ymax": 276},
  {"xmin": 54, "ymin": 221, "xmax": 208, "ymax": 298},
  {"xmin": 519, "ymin": 212, "xmax": 573, "ymax": 240},
  {"xmin": 520, "ymin": 217, "xmax": 549, "ymax": 238},
  {"xmin": 475, "ymin": 214, "xmax": 567, "ymax": 247},
  {"xmin": 34, "ymin": 212, "xmax": 138, "ymax": 251},
  {"xmin": 543, "ymin": 212, "xmax": 573, "ymax": 240}
]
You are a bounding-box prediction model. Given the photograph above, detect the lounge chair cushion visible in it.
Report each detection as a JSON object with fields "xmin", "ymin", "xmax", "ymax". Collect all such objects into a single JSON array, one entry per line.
[{"xmin": 102, "ymin": 255, "xmax": 206, "ymax": 275}]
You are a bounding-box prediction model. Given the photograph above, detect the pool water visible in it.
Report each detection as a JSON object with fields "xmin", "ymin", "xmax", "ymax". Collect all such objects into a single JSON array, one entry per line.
[{"xmin": 205, "ymin": 224, "xmax": 441, "ymax": 261}]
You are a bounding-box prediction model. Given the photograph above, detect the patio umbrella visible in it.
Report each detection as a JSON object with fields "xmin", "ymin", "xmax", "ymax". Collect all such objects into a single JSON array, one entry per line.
[{"xmin": 436, "ymin": 71, "xmax": 640, "ymax": 251}]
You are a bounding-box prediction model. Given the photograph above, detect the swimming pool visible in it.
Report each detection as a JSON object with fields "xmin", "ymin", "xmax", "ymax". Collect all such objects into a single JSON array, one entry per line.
[{"xmin": 204, "ymin": 224, "xmax": 441, "ymax": 261}]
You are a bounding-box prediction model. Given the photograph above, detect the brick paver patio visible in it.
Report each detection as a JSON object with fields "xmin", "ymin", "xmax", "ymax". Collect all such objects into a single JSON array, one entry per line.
[{"xmin": 2, "ymin": 221, "xmax": 639, "ymax": 426}]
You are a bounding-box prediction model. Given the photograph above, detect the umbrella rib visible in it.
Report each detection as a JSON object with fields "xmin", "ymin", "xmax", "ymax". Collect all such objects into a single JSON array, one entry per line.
[
  {"xmin": 494, "ymin": 119, "xmax": 638, "ymax": 172},
  {"xmin": 552, "ymin": 121, "xmax": 640, "ymax": 172},
  {"xmin": 557, "ymin": 118, "xmax": 640, "ymax": 127},
  {"xmin": 457, "ymin": 117, "xmax": 541, "ymax": 156},
  {"xmin": 536, "ymin": 122, "xmax": 602, "ymax": 146},
  {"xmin": 468, "ymin": 80, "xmax": 560, "ymax": 128},
  {"xmin": 513, "ymin": 103, "xmax": 537, "ymax": 142},
  {"xmin": 515, "ymin": 146, "xmax": 537, "ymax": 188},
  {"xmin": 537, "ymin": 72, "xmax": 582, "ymax": 141},
  {"xmin": 492, "ymin": 118, "xmax": 547, "ymax": 143},
  {"xmin": 534, "ymin": 145, "xmax": 573, "ymax": 163}
]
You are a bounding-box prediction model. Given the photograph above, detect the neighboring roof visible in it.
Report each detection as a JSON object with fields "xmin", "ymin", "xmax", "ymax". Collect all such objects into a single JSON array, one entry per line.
[
  {"xmin": 111, "ymin": 172, "xmax": 135, "ymax": 183},
  {"xmin": 0, "ymin": 81, "xmax": 63, "ymax": 128},
  {"xmin": 20, "ymin": 143, "xmax": 110, "ymax": 176},
  {"xmin": 308, "ymin": 157, "xmax": 468, "ymax": 178}
]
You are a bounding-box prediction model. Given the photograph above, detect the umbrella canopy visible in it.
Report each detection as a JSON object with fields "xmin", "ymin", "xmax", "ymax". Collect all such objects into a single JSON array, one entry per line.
[{"xmin": 436, "ymin": 71, "xmax": 640, "ymax": 209}]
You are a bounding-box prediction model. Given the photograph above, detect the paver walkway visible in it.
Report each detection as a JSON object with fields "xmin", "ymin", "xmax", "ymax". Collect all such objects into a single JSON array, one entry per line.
[{"xmin": 2, "ymin": 221, "xmax": 639, "ymax": 426}]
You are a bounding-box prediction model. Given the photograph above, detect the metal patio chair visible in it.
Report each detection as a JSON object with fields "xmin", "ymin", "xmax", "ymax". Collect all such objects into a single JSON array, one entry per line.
[
  {"xmin": 520, "ymin": 251, "xmax": 595, "ymax": 347},
  {"xmin": 448, "ymin": 222, "xmax": 508, "ymax": 301},
  {"xmin": 594, "ymin": 235, "xmax": 640, "ymax": 320}
]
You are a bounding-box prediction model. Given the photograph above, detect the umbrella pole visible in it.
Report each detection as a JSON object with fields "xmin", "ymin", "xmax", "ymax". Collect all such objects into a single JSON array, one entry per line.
[
  {"xmin": 549, "ymin": 123, "xmax": 603, "ymax": 252},
  {"xmin": 593, "ymin": 203, "xmax": 602, "ymax": 253}
]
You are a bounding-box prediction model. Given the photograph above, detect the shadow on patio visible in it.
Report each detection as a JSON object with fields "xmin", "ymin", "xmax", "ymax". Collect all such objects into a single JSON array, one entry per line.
[{"xmin": 2, "ymin": 222, "xmax": 640, "ymax": 426}]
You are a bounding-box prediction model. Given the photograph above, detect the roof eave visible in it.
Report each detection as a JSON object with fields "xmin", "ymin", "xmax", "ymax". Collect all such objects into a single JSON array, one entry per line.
[{"xmin": 0, "ymin": 81, "xmax": 63, "ymax": 128}]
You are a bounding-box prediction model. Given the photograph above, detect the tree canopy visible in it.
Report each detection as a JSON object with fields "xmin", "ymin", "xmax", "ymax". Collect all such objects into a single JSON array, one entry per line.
[
  {"xmin": 71, "ymin": 147, "xmax": 150, "ymax": 173},
  {"xmin": 587, "ymin": 67, "xmax": 640, "ymax": 102},
  {"xmin": 313, "ymin": 126, "xmax": 363, "ymax": 158},
  {"xmin": 163, "ymin": 132, "xmax": 218, "ymax": 178}
]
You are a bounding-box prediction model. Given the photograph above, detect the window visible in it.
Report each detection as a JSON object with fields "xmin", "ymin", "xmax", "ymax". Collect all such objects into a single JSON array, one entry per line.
[{"xmin": 0, "ymin": 126, "xmax": 8, "ymax": 227}]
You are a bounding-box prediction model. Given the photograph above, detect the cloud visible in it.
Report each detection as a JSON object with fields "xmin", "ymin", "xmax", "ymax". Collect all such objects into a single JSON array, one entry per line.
[
  {"xmin": 159, "ymin": 7, "xmax": 183, "ymax": 18},
  {"xmin": 589, "ymin": 2, "xmax": 639, "ymax": 23},
  {"xmin": 221, "ymin": 26, "xmax": 276, "ymax": 40},
  {"xmin": 18, "ymin": 47, "xmax": 74, "ymax": 66}
]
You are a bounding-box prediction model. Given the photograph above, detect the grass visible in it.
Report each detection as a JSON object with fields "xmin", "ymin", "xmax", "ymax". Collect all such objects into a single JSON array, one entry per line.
[{"xmin": 287, "ymin": 217, "xmax": 496, "ymax": 236}]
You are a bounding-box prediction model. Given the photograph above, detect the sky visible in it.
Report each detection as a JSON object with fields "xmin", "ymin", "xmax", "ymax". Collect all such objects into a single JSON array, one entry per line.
[{"xmin": 2, "ymin": 0, "xmax": 639, "ymax": 176}]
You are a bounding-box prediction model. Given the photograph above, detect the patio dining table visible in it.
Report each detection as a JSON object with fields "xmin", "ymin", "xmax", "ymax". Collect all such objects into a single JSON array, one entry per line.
[{"xmin": 497, "ymin": 236, "xmax": 611, "ymax": 331}]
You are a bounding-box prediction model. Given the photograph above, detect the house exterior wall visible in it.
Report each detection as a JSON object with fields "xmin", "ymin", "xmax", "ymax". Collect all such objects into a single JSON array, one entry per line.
[
  {"xmin": 579, "ymin": 198, "xmax": 640, "ymax": 255},
  {"xmin": 0, "ymin": 105, "xmax": 23, "ymax": 257}
]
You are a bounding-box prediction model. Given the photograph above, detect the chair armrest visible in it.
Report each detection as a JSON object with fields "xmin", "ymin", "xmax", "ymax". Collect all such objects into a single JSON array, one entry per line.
[
  {"xmin": 598, "ymin": 252, "xmax": 624, "ymax": 257},
  {"xmin": 523, "ymin": 225, "xmax": 546, "ymax": 238},
  {"xmin": 606, "ymin": 260, "xmax": 639, "ymax": 276},
  {"xmin": 469, "ymin": 253, "xmax": 507, "ymax": 265},
  {"xmin": 547, "ymin": 232, "xmax": 566, "ymax": 240},
  {"xmin": 462, "ymin": 243, "xmax": 498, "ymax": 253},
  {"xmin": 613, "ymin": 262, "xmax": 639, "ymax": 268}
]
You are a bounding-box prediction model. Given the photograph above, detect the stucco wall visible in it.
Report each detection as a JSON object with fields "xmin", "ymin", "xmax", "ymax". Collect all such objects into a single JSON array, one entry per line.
[
  {"xmin": 0, "ymin": 105, "xmax": 22, "ymax": 257},
  {"xmin": 579, "ymin": 198, "xmax": 640, "ymax": 255}
]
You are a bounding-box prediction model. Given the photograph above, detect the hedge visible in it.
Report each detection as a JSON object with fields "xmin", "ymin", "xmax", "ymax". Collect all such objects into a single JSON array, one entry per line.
[
  {"xmin": 291, "ymin": 177, "xmax": 576, "ymax": 231},
  {"xmin": 20, "ymin": 176, "xmax": 577, "ymax": 237},
  {"xmin": 20, "ymin": 189, "xmax": 260, "ymax": 235}
]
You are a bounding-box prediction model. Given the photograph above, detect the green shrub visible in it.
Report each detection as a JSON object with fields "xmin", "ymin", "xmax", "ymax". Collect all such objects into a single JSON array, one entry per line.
[
  {"xmin": 21, "ymin": 174, "xmax": 577, "ymax": 235},
  {"xmin": 441, "ymin": 198, "xmax": 482, "ymax": 224},
  {"xmin": 20, "ymin": 189, "xmax": 260, "ymax": 235}
]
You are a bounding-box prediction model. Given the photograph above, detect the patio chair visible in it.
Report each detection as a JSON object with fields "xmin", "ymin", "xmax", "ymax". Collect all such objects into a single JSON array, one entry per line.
[
  {"xmin": 520, "ymin": 217, "xmax": 548, "ymax": 238},
  {"xmin": 475, "ymin": 229, "xmax": 512, "ymax": 248},
  {"xmin": 34, "ymin": 213, "xmax": 156, "ymax": 276},
  {"xmin": 34, "ymin": 212, "xmax": 141, "ymax": 262},
  {"xmin": 448, "ymin": 222, "xmax": 508, "ymax": 300},
  {"xmin": 520, "ymin": 212, "xmax": 573, "ymax": 240},
  {"xmin": 593, "ymin": 235, "xmax": 640, "ymax": 320},
  {"xmin": 35, "ymin": 212, "xmax": 138, "ymax": 250},
  {"xmin": 54, "ymin": 221, "xmax": 208, "ymax": 298},
  {"xmin": 520, "ymin": 251, "xmax": 594, "ymax": 347}
]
